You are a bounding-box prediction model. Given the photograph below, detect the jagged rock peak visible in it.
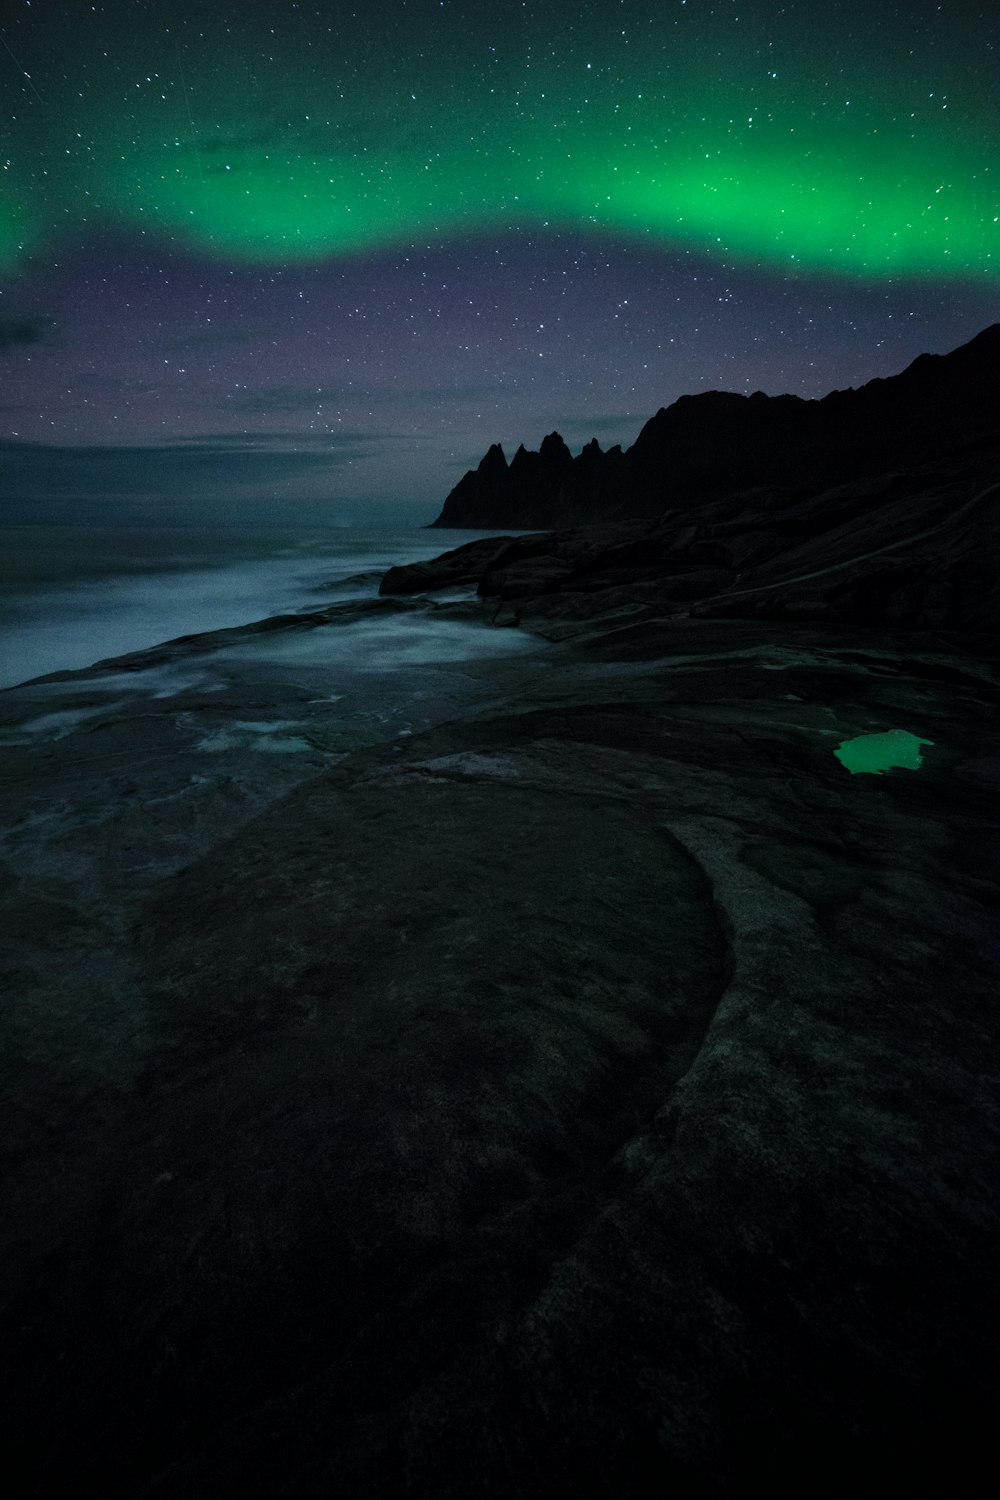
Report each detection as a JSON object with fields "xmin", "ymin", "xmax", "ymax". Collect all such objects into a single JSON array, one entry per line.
[
  {"xmin": 539, "ymin": 431, "xmax": 573, "ymax": 463},
  {"xmin": 478, "ymin": 442, "xmax": 508, "ymax": 472},
  {"xmin": 579, "ymin": 438, "xmax": 604, "ymax": 459}
]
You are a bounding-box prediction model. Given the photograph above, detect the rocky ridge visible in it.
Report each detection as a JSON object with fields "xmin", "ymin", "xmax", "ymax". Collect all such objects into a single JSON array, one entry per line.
[
  {"xmin": 387, "ymin": 436, "xmax": 1000, "ymax": 635},
  {"xmin": 431, "ymin": 322, "xmax": 1000, "ymax": 530}
]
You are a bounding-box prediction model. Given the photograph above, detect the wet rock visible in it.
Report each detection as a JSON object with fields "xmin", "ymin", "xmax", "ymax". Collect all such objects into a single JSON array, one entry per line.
[
  {"xmin": 479, "ymin": 554, "xmax": 578, "ymax": 598},
  {"xmin": 379, "ymin": 535, "xmax": 517, "ymax": 595}
]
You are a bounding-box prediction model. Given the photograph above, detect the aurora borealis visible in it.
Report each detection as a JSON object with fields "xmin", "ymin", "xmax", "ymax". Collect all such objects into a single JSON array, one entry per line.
[{"xmin": 2, "ymin": 0, "xmax": 998, "ymax": 511}]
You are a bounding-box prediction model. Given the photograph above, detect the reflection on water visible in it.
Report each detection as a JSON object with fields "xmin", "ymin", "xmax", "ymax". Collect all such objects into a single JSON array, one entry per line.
[{"xmin": 834, "ymin": 728, "xmax": 935, "ymax": 775}]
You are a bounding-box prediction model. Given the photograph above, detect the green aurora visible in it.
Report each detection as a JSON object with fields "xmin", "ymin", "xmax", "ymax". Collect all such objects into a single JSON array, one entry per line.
[{"xmin": 2, "ymin": 3, "xmax": 997, "ymax": 278}]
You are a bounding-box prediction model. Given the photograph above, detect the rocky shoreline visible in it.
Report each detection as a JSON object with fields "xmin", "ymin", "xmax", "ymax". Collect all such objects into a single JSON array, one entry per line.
[
  {"xmin": 2, "ymin": 512, "xmax": 999, "ymax": 1494},
  {"xmin": 5, "ymin": 310, "xmax": 1000, "ymax": 1491},
  {"xmin": 386, "ymin": 437, "xmax": 1000, "ymax": 636}
]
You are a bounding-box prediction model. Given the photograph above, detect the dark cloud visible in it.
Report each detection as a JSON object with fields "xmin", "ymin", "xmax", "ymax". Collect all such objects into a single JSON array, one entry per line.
[
  {"xmin": 411, "ymin": 383, "xmax": 515, "ymax": 402},
  {"xmin": 174, "ymin": 430, "xmax": 416, "ymax": 449},
  {"xmin": 222, "ymin": 380, "xmax": 509, "ymax": 417},
  {"xmin": 0, "ymin": 436, "xmax": 368, "ymax": 504},
  {"xmin": 0, "ymin": 316, "xmax": 54, "ymax": 353},
  {"xmin": 219, "ymin": 383, "xmax": 456, "ymax": 420}
]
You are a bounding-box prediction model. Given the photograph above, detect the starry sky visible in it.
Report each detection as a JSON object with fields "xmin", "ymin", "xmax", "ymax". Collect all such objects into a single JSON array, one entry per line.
[{"xmin": 1, "ymin": 0, "xmax": 998, "ymax": 517}]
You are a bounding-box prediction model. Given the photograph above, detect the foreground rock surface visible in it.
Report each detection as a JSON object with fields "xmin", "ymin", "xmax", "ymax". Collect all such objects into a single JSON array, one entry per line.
[{"xmin": 3, "ymin": 594, "xmax": 999, "ymax": 1495}]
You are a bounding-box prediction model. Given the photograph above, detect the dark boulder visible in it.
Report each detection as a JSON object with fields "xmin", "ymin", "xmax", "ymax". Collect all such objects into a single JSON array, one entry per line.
[{"xmin": 379, "ymin": 535, "xmax": 517, "ymax": 594}]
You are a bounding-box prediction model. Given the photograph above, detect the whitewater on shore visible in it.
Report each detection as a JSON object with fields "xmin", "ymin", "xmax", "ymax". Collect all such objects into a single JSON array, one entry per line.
[{"xmin": 0, "ymin": 510, "xmax": 501, "ymax": 690}]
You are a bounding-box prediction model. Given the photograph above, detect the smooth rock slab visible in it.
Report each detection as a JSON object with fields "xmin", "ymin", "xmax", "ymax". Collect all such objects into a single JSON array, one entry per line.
[{"xmin": 3, "ymin": 617, "xmax": 1000, "ymax": 1497}]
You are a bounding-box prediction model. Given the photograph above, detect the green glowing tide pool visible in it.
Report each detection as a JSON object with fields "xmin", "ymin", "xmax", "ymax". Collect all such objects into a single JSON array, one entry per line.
[{"xmin": 834, "ymin": 728, "xmax": 935, "ymax": 775}]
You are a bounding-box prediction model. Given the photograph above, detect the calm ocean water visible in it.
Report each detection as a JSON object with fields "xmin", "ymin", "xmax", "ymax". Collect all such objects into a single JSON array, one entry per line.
[{"xmin": 0, "ymin": 502, "xmax": 488, "ymax": 690}]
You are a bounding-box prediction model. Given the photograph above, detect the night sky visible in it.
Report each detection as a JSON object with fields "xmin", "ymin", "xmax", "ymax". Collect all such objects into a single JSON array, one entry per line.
[{"xmin": 1, "ymin": 0, "xmax": 997, "ymax": 516}]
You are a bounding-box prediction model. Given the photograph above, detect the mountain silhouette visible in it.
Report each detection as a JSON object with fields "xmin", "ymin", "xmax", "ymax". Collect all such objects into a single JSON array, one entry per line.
[{"xmin": 432, "ymin": 324, "xmax": 1000, "ymax": 529}]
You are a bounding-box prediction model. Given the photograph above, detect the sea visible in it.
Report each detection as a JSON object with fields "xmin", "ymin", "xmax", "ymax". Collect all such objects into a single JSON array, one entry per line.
[{"xmin": 0, "ymin": 498, "xmax": 504, "ymax": 691}]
